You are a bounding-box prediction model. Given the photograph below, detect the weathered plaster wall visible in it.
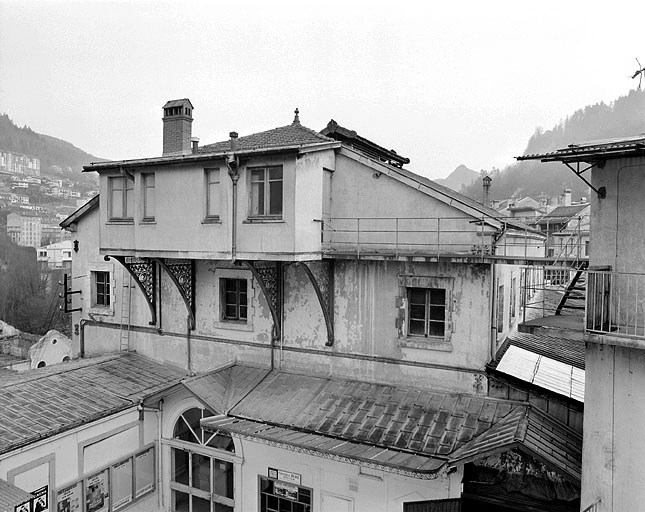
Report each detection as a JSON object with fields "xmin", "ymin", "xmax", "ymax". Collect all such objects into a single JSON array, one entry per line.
[
  {"xmin": 235, "ymin": 438, "xmax": 462, "ymax": 512},
  {"xmin": 582, "ymin": 343, "xmax": 645, "ymax": 512}
]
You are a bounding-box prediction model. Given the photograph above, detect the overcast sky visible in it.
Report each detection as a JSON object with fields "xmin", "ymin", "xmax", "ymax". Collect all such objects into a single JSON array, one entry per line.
[{"xmin": 1, "ymin": 0, "xmax": 644, "ymax": 179}]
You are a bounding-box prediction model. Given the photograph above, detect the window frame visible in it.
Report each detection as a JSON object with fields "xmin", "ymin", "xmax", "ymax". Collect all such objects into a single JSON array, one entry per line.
[
  {"xmin": 109, "ymin": 176, "xmax": 134, "ymax": 222},
  {"xmin": 220, "ymin": 278, "xmax": 248, "ymax": 323},
  {"xmin": 204, "ymin": 168, "xmax": 221, "ymax": 222},
  {"xmin": 407, "ymin": 287, "xmax": 447, "ymax": 339},
  {"xmin": 93, "ymin": 270, "xmax": 111, "ymax": 308},
  {"xmin": 248, "ymin": 165, "xmax": 283, "ymax": 219},
  {"xmin": 141, "ymin": 172, "xmax": 156, "ymax": 222}
]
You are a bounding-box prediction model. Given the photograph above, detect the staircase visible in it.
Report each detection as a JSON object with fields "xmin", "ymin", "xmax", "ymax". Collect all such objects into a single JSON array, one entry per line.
[{"xmin": 555, "ymin": 261, "xmax": 588, "ymax": 316}]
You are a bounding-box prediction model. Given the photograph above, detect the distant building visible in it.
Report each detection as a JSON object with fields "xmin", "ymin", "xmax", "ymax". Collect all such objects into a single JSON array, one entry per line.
[
  {"xmin": 0, "ymin": 150, "xmax": 40, "ymax": 176},
  {"xmin": 37, "ymin": 240, "xmax": 72, "ymax": 270},
  {"xmin": 6, "ymin": 212, "xmax": 42, "ymax": 248}
]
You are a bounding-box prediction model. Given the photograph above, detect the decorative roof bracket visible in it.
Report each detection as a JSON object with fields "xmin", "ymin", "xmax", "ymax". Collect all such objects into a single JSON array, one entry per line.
[
  {"xmin": 107, "ymin": 256, "xmax": 157, "ymax": 325},
  {"xmin": 299, "ymin": 261, "xmax": 335, "ymax": 346},
  {"xmin": 155, "ymin": 258, "xmax": 195, "ymax": 330},
  {"xmin": 242, "ymin": 261, "xmax": 282, "ymax": 342}
]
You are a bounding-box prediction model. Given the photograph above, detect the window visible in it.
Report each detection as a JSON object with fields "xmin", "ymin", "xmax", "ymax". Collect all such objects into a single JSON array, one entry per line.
[
  {"xmin": 221, "ymin": 278, "xmax": 247, "ymax": 322},
  {"xmin": 142, "ymin": 173, "xmax": 155, "ymax": 221},
  {"xmin": 205, "ymin": 169, "xmax": 220, "ymax": 219},
  {"xmin": 109, "ymin": 176, "xmax": 134, "ymax": 220},
  {"xmin": 407, "ymin": 288, "xmax": 446, "ymax": 337},
  {"xmin": 496, "ymin": 284, "xmax": 504, "ymax": 335},
  {"xmin": 260, "ymin": 476, "xmax": 312, "ymax": 512},
  {"xmin": 170, "ymin": 408, "xmax": 235, "ymax": 512},
  {"xmin": 250, "ymin": 166, "xmax": 283, "ymax": 217},
  {"xmin": 93, "ymin": 271, "xmax": 111, "ymax": 307}
]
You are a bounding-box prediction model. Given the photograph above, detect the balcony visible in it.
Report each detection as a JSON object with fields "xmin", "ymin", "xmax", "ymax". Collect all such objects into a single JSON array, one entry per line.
[{"xmin": 321, "ymin": 216, "xmax": 575, "ymax": 264}]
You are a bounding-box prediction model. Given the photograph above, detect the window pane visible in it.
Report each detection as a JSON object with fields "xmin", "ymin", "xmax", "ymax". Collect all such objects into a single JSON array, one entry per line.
[
  {"xmin": 429, "ymin": 289, "xmax": 445, "ymax": 305},
  {"xmin": 429, "ymin": 306, "xmax": 445, "ymax": 321},
  {"xmin": 409, "ymin": 304, "xmax": 425, "ymax": 320},
  {"xmin": 205, "ymin": 432, "xmax": 235, "ymax": 452},
  {"xmin": 172, "ymin": 448, "xmax": 189, "ymax": 485},
  {"xmin": 251, "ymin": 180, "xmax": 264, "ymax": 216},
  {"xmin": 192, "ymin": 496, "xmax": 211, "ymax": 512},
  {"xmin": 408, "ymin": 288, "xmax": 426, "ymax": 305},
  {"xmin": 214, "ymin": 504, "xmax": 234, "ymax": 512},
  {"xmin": 192, "ymin": 453, "xmax": 210, "ymax": 492},
  {"xmin": 207, "ymin": 169, "xmax": 220, "ymax": 217},
  {"xmin": 111, "ymin": 179, "xmax": 124, "ymax": 218},
  {"xmin": 268, "ymin": 167, "xmax": 282, "ymax": 180},
  {"xmin": 428, "ymin": 321, "xmax": 444, "ymax": 337},
  {"xmin": 269, "ymin": 179, "xmax": 283, "ymax": 215},
  {"xmin": 213, "ymin": 459, "xmax": 234, "ymax": 499},
  {"xmin": 144, "ymin": 174, "xmax": 155, "ymax": 219},
  {"xmin": 172, "ymin": 490, "xmax": 190, "ymax": 512},
  {"xmin": 409, "ymin": 319, "xmax": 426, "ymax": 335}
]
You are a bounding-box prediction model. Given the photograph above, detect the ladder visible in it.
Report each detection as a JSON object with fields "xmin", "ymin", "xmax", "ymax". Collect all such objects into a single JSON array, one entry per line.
[{"xmin": 119, "ymin": 269, "xmax": 133, "ymax": 351}]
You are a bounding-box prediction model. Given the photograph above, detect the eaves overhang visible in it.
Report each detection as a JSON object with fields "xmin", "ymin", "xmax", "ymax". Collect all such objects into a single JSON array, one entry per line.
[{"xmin": 83, "ymin": 141, "xmax": 341, "ymax": 173}]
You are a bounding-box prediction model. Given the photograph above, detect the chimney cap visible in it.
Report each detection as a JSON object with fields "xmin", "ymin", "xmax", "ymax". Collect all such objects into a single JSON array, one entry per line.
[
  {"xmin": 163, "ymin": 98, "xmax": 194, "ymax": 109},
  {"xmin": 191, "ymin": 137, "xmax": 200, "ymax": 143},
  {"xmin": 293, "ymin": 108, "xmax": 300, "ymax": 125},
  {"xmin": 229, "ymin": 131, "xmax": 238, "ymax": 139}
]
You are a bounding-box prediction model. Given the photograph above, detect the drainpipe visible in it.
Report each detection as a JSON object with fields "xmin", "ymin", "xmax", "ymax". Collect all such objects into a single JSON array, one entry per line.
[
  {"xmin": 227, "ymin": 132, "xmax": 239, "ymax": 262},
  {"xmin": 79, "ymin": 318, "xmax": 90, "ymax": 358},
  {"xmin": 186, "ymin": 316, "xmax": 192, "ymax": 373}
]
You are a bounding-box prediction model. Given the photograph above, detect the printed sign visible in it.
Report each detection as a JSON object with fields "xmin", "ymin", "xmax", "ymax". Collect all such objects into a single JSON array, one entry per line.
[
  {"xmin": 268, "ymin": 467, "xmax": 301, "ymax": 486},
  {"xmin": 134, "ymin": 448, "xmax": 154, "ymax": 498},
  {"xmin": 14, "ymin": 500, "xmax": 32, "ymax": 512},
  {"xmin": 274, "ymin": 481, "xmax": 298, "ymax": 500},
  {"xmin": 85, "ymin": 469, "xmax": 109, "ymax": 512},
  {"xmin": 32, "ymin": 486, "xmax": 48, "ymax": 512},
  {"xmin": 57, "ymin": 482, "xmax": 82, "ymax": 512}
]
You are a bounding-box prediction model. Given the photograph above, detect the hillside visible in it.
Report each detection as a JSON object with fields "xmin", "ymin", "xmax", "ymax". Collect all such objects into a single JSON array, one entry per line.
[
  {"xmin": 435, "ymin": 164, "xmax": 479, "ymax": 192},
  {"xmin": 460, "ymin": 88, "xmax": 645, "ymax": 202},
  {"xmin": 0, "ymin": 114, "xmax": 103, "ymax": 174}
]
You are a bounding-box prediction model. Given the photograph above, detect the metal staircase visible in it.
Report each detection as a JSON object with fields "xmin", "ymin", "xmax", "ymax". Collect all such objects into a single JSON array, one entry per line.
[{"xmin": 555, "ymin": 261, "xmax": 588, "ymax": 316}]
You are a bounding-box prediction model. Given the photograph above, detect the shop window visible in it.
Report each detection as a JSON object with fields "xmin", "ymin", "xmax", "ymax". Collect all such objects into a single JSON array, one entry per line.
[
  {"xmin": 250, "ymin": 166, "xmax": 283, "ymax": 218},
  {"xmin": 170, "ymin": 408, "xmax": 235, "ymax": 512},
  {"xmin": 259, "ymin": 476, "xmax": 312, "ymax": 512}
]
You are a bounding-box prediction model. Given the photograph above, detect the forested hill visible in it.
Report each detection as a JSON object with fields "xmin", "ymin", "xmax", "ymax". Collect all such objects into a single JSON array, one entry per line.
[
  {"xmin": 0, "ymin": 114, "xmax": 104, "ymax": 172},
  {"xmin": 460, "ymin": 88, "xmax": 645, "ymax": 202}
]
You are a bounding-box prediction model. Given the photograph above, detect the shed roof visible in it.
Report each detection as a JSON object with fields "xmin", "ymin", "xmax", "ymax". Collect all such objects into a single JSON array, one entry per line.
[
  {"xmin": 0, "ymin": 478, "xmax": 33, "ymax": 512},
  {"xmin": 517, "ymin": 135, "xmax": 645, "ymax": 163},
  {"xmin": 0, "ymin": 353, "xmax": 186, "ymax": 455},
  {"xmin": 198, "ymin": 365, "xmax": 581, "ymax": 480}
]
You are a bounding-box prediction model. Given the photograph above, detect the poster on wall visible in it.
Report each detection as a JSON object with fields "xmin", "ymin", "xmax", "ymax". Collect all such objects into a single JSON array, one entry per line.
[
  {"xmin": 14, "ymin": 499, "xmax": 32, "ymax": 512},
  {"xmin": 57, "ymin": 483, "xmax": 82, "ymax": 512},
  {"xmin": 85, "ymin": 469, "xmax": 109, "ymax": 512},
  {"xmin": 32, "ymin": 486, "xmax": 48, "ymax": 512},
  {"xmin": 112, "ymin": 459, "xmax": 133, "ymax": 510},
  {"xmin": 134, "ymin": 448, "xmax": 154, "ymax": 498}
]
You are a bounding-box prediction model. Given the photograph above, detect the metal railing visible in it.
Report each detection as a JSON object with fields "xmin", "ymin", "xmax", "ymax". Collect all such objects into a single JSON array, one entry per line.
[
  {"xmin": 586, "ymin": 270, "xmax": 645, "ymax": 339},
  {"xmin": 321, "ymin": 215, "xmax": 588, "ymax": 260}
]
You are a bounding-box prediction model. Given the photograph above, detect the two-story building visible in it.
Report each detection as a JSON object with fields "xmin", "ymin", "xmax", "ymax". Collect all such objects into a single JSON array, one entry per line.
[{"xmin": 0, "ymin": 100, "xmax": 583, "ymax": 512}]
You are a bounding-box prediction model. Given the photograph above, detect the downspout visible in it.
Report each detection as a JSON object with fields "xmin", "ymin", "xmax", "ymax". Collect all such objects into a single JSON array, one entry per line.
[
  {"xmin": 490, "ymin": 262, "xmax": 497, "ymax": 360},
  {"xmin": 227, "ymin": 132, "xmax": 239, "ymax": 262},
  {"xmin": 186, "ymin": 316, "xmax": 192, "ymax": 374},
  {"xmin": 79, "ymin": 318, "xmax": 89, "ymax": 358}
]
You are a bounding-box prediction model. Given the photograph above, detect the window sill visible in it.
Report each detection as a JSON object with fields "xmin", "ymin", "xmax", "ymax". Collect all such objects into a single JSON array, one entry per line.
[
  {"xmin": 202, "ymin": 217, "xmax": 221, "ymax": 224},
  {"xmin": 398, "ymin": 337, "xmax": 453, "ymax": 352},
  {"xmin": 140, "ymin": 218, "xmax": 156, "ymax": 224},
  {"xmin": 107, "ymin": 219, "xmax": 134, "ymax": 225},
  {"xmin": 215, "ymin": 320, "xmax": 253, "ymax": 332},
  {"xmin": 89, "ymin": 306, "xmax": 114, "ymax": 317},
  {"xmin": 243, "ymin": 217, "xmax": 284, "ymax": 224}
]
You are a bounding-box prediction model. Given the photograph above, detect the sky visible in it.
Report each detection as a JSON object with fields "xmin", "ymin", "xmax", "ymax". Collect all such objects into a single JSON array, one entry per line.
[{"xmin": 1, "ymin": 0, "xmax": 644, "ymax": 180}]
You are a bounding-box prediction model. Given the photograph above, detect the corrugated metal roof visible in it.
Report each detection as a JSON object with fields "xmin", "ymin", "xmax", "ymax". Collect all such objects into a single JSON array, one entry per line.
[
  {"xmin": 500, "ymin": 332, "xmax": 585, "ymax": 370},
  {"xmin": 0, "ymin": 479, "xmax": 33, "ymax": 512},
  {"xmin": 0, "ymin": 353, "xmax": 186, "ymax": 455},
  {"xmin": 517, "ymin": 135, "xmax": 645, "ymax": 163},
  {"xmin": 495, "ymin": 345, "xmax": 585, "ymax": 402}
]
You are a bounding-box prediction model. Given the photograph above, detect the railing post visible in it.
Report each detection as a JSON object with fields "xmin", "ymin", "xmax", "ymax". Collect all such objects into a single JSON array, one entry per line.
[
  {"xmin": 357, "ymin": 218, "xmax": 361, "ymax": 259},
  {"xmin": 524, "ymin": 227, "xmax": 528, "ymax": 260},
  {"xmin": 436, "ymin": 218, "xmax": 441, "ymax": 259},
  {"xmin": 395, "ymin": 218, "xmax": 399, "ymax": 258},
  {"xmin": 480, "ymin": 216, "xmax": 485, "ymax": 261}
]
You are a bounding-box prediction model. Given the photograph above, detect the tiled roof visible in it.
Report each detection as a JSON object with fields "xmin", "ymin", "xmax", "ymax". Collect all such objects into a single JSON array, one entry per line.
[
  {"xmin": 0, "ymin": 353, "xmax": 186, "ymax": 455},
  {"xmin": 535, "ymin": 204, "xmax": 588, "ymax": 225},
  {"xmin": 450, "ymin": 406, "xmax": 582, "ymax": 482},
  {"xmin": 200, "ymin": 366, "xmax": 581, "ymax": 479},
  {"xmin": 183, "ymin": 363, "xmax": 269, "ymax": 413},
  {"xmin": 199, "ymin": 121, "xmax": 333, "ymax": 154},
  {"xmin": 0, "ymin": 478, "xmax": 33, "ymax": 512}
]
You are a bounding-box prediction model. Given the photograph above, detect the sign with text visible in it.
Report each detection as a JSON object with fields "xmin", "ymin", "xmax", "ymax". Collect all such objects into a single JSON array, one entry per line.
[{"xmin": 267, "ymin": 467, "xmax": 301, "ymax": 486}]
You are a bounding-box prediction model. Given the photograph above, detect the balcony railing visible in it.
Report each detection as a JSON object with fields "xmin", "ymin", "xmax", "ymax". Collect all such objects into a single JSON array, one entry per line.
[
  {"xmin": 321, "ymin": 216, "xmax": 587, "ymax": 261},
  {"xmin": 586, "ymin": 270, "xmax": 645, "ymax": 339}
]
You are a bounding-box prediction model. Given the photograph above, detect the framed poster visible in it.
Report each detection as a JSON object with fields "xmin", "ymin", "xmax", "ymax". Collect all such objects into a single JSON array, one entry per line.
[
  {"xmin": 32, "ymin": 486, "xmax": 48, "ymax": 512},
  {"xmin": 57, "ymin": 482, "xmax": 82, "ymax": 512},
  {"xmin": 85, "ymin": 469, "xmax": 109, "ymax": 512},
  {"xmin": 134, "ymin": 448, "xmax": 154, "ymax": 498},
  {"xmin": 112, "ymin": 459, "xmax": 133, "ymax": 510}
]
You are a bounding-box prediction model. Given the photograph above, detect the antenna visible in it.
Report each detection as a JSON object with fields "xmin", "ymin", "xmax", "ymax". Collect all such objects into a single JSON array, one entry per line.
[{"xmin": 631, "ymin": 58, "xmax": 645, "ymax": 89}]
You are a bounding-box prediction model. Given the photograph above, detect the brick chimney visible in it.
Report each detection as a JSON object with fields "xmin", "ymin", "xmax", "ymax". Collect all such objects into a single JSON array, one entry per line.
[{"xmin": 162, "ymin": 99, "xmax": 194, "ymax": 156}]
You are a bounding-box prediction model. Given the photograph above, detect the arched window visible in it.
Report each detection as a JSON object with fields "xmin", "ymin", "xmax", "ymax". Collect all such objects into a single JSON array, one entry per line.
[{"xmin": 170, "ymin": 407, "xmax": 235, "ymax": 512}]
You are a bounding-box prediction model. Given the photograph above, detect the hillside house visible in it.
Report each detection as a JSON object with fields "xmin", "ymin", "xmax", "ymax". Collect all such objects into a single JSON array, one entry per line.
[{"xmin": 0, "ymin": 101, "xmax": 582, "ymax": 512}]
